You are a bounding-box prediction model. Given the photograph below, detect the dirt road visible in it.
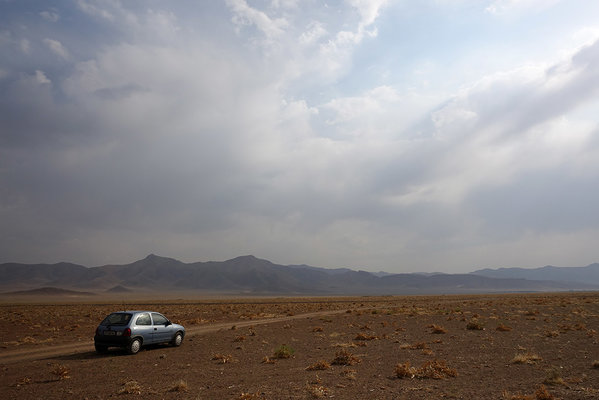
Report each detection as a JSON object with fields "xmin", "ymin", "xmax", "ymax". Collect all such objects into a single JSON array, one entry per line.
[{"xmin": 0, "ymin": 308, "xmax": 350, "ymax": 364}]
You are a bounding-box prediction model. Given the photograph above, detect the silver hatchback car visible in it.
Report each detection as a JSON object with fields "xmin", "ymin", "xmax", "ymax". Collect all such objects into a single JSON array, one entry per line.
[{"xmin": 94, "ymin": 311, "xmax": 185, "ymax": 354}]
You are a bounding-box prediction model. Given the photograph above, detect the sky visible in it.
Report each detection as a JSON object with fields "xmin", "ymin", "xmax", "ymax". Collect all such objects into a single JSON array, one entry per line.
[{"xmin": 1, "ymin": 0, "xmax": 599, "ymax": 273}]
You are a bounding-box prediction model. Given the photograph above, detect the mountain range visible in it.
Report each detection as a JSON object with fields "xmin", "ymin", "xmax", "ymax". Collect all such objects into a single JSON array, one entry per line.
[{"xmin": 1, "ymin": 254, "xmax": 599, "ymax": 296}]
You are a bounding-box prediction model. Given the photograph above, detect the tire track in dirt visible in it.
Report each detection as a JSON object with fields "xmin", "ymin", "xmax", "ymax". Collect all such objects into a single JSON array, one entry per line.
[{"xmin": 0, "ymin": 308, "xmax": 350, "ymax": 364}]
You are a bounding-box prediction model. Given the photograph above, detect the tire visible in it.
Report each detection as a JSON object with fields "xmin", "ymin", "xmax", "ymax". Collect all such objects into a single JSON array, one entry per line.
[
  {"xmin": 95, "ymin": 344, "xmax": 108, "ymax": 353},
  {"xmin": 128, "ymin": 338, "xmax": 142, "ymax": 354},
  {"xmin": 172, "ymin": 332, "xmax": 183, "ymax": 347}
]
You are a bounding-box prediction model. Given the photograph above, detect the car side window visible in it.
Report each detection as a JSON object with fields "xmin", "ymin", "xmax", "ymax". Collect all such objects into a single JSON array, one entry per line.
[
  {"xmin": 136, "ymin": 313, "xmax": 151, "ymax": 326},
  {"xmin": 151, "ymin": 313, "xmax": 168, "ymax": 325}
]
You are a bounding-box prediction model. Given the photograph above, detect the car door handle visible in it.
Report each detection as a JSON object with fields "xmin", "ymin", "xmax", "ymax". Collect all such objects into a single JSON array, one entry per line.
[{"xmin": 154, "ymin": 328, "xmax": 157, "ymax": 331}]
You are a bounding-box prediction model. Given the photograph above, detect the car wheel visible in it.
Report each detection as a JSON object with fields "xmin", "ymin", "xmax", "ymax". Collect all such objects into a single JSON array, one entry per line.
[
  {"xmin": 95, "ymin": 344, "xmax": 108, "ymax": 353},
  {"xmin": 128, "ymin": 338, "xmax": 142, "ymax": 354},
  {"xmin": 172, "ymin": 332, "xmax": 183, "ymax": 347}
]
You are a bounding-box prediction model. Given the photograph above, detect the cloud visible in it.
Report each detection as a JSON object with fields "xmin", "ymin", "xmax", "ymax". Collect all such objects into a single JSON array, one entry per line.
[
  {"xmin": 226, "ymin": 0, "xmax": 288, "ymax": 41},
  {"xmin": 43, "ymin": 38, "xmax": 69, "ymax": 59},
  {"xmin": 1, "ymin": 1, "xmax": 598, "ymax": 271},
  {"xmin": 76, "ymin": 0, "xmax": 115, "ymax": 21},
  {"xmin": 34, "ymin": 70, "xmax": 51, "ymax": 84},
  {"xmin": 485, "ymin": 0, "xmax": 560, "ymax": 15},
  {"xmin": 40, "ymin": 10, "xmax": 60, "ymax": 22}
]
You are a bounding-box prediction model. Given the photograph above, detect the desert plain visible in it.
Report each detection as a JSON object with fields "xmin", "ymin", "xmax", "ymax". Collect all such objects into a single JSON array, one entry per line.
[{"xmin": 1, "ymin": 292, "xmax": 599, "ymax": 399}]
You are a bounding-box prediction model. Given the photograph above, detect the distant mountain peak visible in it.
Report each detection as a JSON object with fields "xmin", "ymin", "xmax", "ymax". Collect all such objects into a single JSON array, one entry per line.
[{"xmin": 232, "ymin": 255, "xmax": 259, "ymax": 260}]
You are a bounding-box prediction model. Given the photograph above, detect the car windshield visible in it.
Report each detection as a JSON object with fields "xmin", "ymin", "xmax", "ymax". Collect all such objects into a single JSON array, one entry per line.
[{"xmin": 100, "ymin": 313, "xmax": 132, "ymax": 326}]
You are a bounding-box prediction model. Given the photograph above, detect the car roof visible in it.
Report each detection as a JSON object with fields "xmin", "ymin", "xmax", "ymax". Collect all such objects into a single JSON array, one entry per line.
[{"xmin": 111, "ymin": 311, "xmax": 162, "ymax": 314}]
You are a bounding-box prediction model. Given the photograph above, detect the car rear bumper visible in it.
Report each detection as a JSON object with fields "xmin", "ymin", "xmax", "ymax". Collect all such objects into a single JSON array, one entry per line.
[{"xmin": 94, "ymin": 334, "xmax": 135, "ymax": 348}]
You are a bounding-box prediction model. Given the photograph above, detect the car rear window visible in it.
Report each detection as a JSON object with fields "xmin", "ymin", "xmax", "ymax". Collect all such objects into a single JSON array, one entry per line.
[{"xmin": 101, "ymin": 313, "xmax": 132, "ymax": 326}]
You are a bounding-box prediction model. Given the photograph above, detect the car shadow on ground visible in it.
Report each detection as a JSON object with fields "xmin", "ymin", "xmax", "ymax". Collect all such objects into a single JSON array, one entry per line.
[{"xmin": 48, "ymin": 343, "xmax": 176, "ymax": 361}]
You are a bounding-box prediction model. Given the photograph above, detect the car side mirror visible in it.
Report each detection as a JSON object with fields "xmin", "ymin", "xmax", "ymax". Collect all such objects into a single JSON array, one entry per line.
[{"xmin": 165, "ymin": 321, "xmax": 172, "ymax": 326}]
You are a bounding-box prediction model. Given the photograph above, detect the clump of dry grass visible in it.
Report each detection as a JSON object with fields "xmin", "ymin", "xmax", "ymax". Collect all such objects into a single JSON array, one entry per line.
[
  {"xmin": 233, "ymin": 335, "xmax": 246, "ymax": 342},
  {"xmin": 50, "ymin": 364, "xmax": 70, "ymax": 380},
  {"xmin": 118, "ymin": 380, "xmax": 142, "ymax": 395},
  {"xmin": 511, "ymin": 352, "xmax": 542, "ymax": 364},
  {"xmin": 496, "ymin": 323, "xmax": 512, "ymax": 332},
  {"xmin": 239, "ymin": 392, "xmax": 263, "ymax": 399},
  {"xmin": 543, "ymin": 367, "xmax": 565, "ymax": 386},
  {"xmin": 306, "ymin": 360, "xmax": 331, "ymax": 371},
  {"xmin": 211, "ymin": 354, "xmax": 234, "ymax": 363},
  {"xmin": 261, "ymin": 356, "xmax": 276, "ymax": 364},
  {"xmin": 340, "ymin": 369, "xmax": 357, "ymax": 380},
  {"xmin": 400, "ymin": 342, "xmax": 429, "ymax": 350},
  {"xmin": 534, "ymin": 386, "xmax": 556, "ymax": 400},
  {"xmin": 466, "ymin": 319, "xmax": 485, "ymax": 330},
  {"xmin": 502, "ymin": 385, "xmax": 556, "ymax": 400},
  {"xmin": 429, "ymin": 324, "xmax": 447, "ymax": 334},
  {"xmin": 354, "ymin": 332, "xmax": 378, "ymax": 341},
  {"xmin": 14, "ymin": 377, "xmax": 32, "ymax": 387},
  {"xmin": 306, "ymin": 384, "xmax": 329, "ymax": 398},
  {"xmin": 394, "ymin": 360, "xmax": 457, "ymax": 379},
  {"xmin": 331, "ymin": 349, "xmax": 361, "ymax": 366},
  {"xmin": 273, "ymin": 344, "xmax": 295, "ymax": 359},
  {"xmin": 168, "ymin": 380, "xmax": 189, "ymax": 393}
]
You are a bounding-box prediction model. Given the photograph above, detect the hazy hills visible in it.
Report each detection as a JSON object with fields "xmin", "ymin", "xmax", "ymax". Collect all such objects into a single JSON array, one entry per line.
[
  {"xmin": 1, "ymin": 254, "xmax": 598, "ymax": 296},
  {"xmin": 471, "ymin": 263, "xmax": 599, "ymax": 286}
]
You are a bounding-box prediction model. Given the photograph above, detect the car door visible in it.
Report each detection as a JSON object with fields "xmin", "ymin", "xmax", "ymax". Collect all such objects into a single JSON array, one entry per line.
[
  {"xmin": 151, "ymin": 312, "xmax": 173, "ymax": 343},
  {"xmin": 133, "ymin": 313, "xmax": 154, "ymax": 344}
]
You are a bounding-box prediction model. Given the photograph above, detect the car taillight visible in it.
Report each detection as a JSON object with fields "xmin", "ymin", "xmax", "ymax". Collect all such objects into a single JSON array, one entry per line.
[
  {"xmin": 123, "ymin": 328, "xmax": 131, "ymax": 337},
  {"xmin": 95, "ymin": 327, "xmax": 100, "ymax": 335}
]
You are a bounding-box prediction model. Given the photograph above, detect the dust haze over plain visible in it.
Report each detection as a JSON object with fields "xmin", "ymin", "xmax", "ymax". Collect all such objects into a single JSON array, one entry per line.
[{"xmin": 1, "ymin": 0, "xmax": 599, "ymax": 273}]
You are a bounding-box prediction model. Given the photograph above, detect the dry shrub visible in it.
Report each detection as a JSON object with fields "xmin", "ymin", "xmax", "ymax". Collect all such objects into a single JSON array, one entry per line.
[
  {"xmin": 430, "ymin": 324, "xmax": 447, "ymax": 334},
  {"xmin": 306, "ymin": 360, "xmax": 331, "ymax": 371},
  {"xmin": 261, "ymin": 356, "xmax": 276, "ymax": 364},
  {"xmin": 511, "ymin": 353, "xmax": 542, "ymax": 364},
  {"xmin": 331, "ymin": 349, "xmax": 361, "ymax": 366},
  {"xmin": 306, "ymin": 384, "xmax": 329, "ymax": 398},
  {"xmin": 543, "ymin": 367, "xmax": 565, "ymax": 386},
  {"xmin": 496, "ymin": 324, "xmax": 512, "ymax": 332},
  {"xmin": 14, "ymin": 377, "xmax": 31, "ymax": 387},
  {"xmin": 333, "ymin": 341, "xmax": 357, "ymax": 348},
  {"xmin": 394, "ymin": 360, "xmax": 457, "ymax": 379},
  {"xmin": 340, "ymin": 369, "xmax": 357, "ymax": 380},
  {"xmin": 50, "ymin": 364, "xmax": 70, "ymax": 380},
  {"xmin": 354, "ymin": 332, "xmax": 377, "ymax": 341},
  {"xmin": 400, "ymin": 342, "xmax": 429, "ymax": 350},
  {"xmin": 273, "ymin": 344, "xmax": 294, "ymax": 359},
  {"xmin": 169, "ymin": 379, "xmax": 188, "ymax": 392},
  {"xmin": 394, "ymin": 361, "xmax": 416, "ymax": 378},
  {"xmin": 466, "ymin": 320, "xmax": 484, "ymax": 330},
  {"xmin": 535, "ymin": 385, "xmax": 556, "ymax": 400},
  {"xmin": 118, "ymin": 380, "xmax": 142, "ymax": 395},
  {"xmin": 239, "ymin": 392, "xmax": 263, "ymax": 399},
  {"xmin": 211, "ymin": 354, "xmax": 234, "ymax": 363}
]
